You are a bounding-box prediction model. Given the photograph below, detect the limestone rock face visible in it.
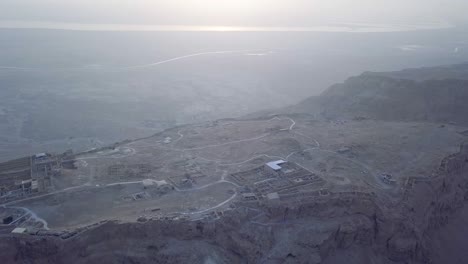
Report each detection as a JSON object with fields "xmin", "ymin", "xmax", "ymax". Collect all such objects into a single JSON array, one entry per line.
[
  {"xmin": 291, "ymin": 74, "xmax": 468, "ymax": 126},
  {"xmin": 0, "ymin": 143, "xmax": 466, "ymax": 263}
]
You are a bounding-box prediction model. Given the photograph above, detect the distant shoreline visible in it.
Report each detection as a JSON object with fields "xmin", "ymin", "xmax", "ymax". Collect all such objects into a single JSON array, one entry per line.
[{"xmin": 0, "ymin": 20, "xmax": 454, "ymax": 33}]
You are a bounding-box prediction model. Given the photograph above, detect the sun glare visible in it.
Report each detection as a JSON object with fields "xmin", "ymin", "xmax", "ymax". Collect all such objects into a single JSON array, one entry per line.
[
  {"xmin": 183, "ymin": 0, "xmax": 260, "ymax": 11},
  {"xmin": 162, "ymin": 0, "xmax": 265, "ymax": 17}
]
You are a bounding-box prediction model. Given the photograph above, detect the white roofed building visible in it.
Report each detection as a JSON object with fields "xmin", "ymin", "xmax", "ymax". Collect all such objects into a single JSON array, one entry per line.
[
  {"xmin": 34, "ymin": 153, "xmax": 47, "ymax": 159},
  {"xmin": 265, "ymin": 160, "xmax": 286, "ymax": 175}
]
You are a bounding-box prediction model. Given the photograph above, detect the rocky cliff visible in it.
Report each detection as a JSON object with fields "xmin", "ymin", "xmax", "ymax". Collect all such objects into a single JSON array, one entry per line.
[
  {"xmin": 290, "ymin": 66, "xmax": 468, "ymax": 125},
  {"xmin": 1, "ymin": 142, "xmax": 467, "ymax": 264},
  {"xmin": 362, "ymin": 63, "xmax": 468, "ymax": 82}
]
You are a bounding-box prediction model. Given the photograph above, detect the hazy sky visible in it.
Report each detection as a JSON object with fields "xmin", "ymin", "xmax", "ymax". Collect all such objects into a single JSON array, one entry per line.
[{"xmin": 0, "ymin": 0, "xmax": 467, "ymax": 27}]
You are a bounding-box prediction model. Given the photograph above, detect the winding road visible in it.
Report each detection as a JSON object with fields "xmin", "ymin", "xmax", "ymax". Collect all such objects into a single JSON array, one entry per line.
[
  {"xmin": 0, "ymin": 115, "xmax": 387, "ymax": 229},
  {"xmin": 0, "ymin": 49, "xmax": 268, "ymax": 72}
]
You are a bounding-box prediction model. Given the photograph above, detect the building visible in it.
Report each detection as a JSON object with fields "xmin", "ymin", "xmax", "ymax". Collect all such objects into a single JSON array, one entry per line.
[
  {"xmin": 266, "ymin": 192, "xmax": 280, "ymax": 200},
  {"xmin": 0, "ymin": 154, "xmax": 55, "ymax": 202},
  {"xmin": 35, "ymin": 153, "xmax": 47, "ymax": 159},
  {"xmin": 242, "ymin": 193, "xmax": 257, "ymax": 201},
  {"xmin": 381, "ymin": 174, "xmax": 396, "ymax": 185},
  {"xmin": 265, "ymin": 160, "xmax": 286, "ymax": 175},
  {"xmin": 11, "ymin": 227, "xmax": 26, "ymax": 234}
]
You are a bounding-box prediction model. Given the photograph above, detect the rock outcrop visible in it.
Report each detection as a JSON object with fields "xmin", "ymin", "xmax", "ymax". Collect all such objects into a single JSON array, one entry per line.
[
  {"xmin": 290, "ymin": 64, "xmax": 468, "ymax": 126},
  {"xmin": 1, "ymin": 143, "xmax": 466, "ymax": 263}
]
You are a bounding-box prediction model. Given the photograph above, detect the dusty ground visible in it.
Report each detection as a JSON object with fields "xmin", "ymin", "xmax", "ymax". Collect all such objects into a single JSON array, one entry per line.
[{"xmin": 1, "ymin": 114, "xmax": 465, "ymax": 231}]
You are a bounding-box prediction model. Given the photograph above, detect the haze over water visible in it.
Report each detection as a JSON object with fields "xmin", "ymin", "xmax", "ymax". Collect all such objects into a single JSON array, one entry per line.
[
  {"xmin": 0, "ymin": 20, "xmax": 453, "ymax": 32},
  {"xmin": 0, "ymin": 0, "xmax": 467, "ymax": 161}
]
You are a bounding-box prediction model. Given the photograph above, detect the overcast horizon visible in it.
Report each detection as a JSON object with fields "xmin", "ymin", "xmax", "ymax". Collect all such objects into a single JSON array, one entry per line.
[
  {"xmin": 1, "ymin": 0, "xmax": 467, "ymax": 29},
  {"xmin": 0, "ymin": 20, "xmax": 456, "ymax": 33}
]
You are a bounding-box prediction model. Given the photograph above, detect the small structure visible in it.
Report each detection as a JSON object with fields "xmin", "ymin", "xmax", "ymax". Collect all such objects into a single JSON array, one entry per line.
[
  {"xmin": 319, "ymin": 189, "xmax": 330, "ymax": 196},
  {"xmin": 31, "ymin": 180, "xmax": 38, "ymax": 191},
  {"xmin": 11, "ymin": 227, "xmax": 26, "ymax": 234},
  {"xmin": 142, "ymin": 179, "xmax": 168, "ymax": 188},
  {"xmin": 266, "ymin": 192, "xmax": 280, "ymax": 200},
  {"xmin": 34, "ymin": 153, "xmax": 47, "ymax": 159},
  {"xmin": 337, "ymin": 147, "xmax": 351, "ymax": 154},
  {"xmin": 142, "ymin": 179, "xmax": 155, "ymax": 188},
  {"xmin": 242, "ymin": 193, "xmax": 257, "ymax": 201},
  {"xmin": 381, "ymin": 174, "xmax": 396, "ymax": 185}
]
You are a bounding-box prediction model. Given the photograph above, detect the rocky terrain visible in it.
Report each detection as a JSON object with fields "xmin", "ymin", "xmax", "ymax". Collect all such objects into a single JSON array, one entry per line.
[
  {"xmin": 290, "ymin": 63, "xmax": 468, "ymax": 125},
  {"xmin": 363, "ymin": 62, "xmax": 468, "ymax": 82},
  {"xmin": 1, "ymin": 63, "xmax": 468, "ymax": 264},
  {"xmin": 0, "ymin": 142, "xmax": 467, "ymax": 264}
]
